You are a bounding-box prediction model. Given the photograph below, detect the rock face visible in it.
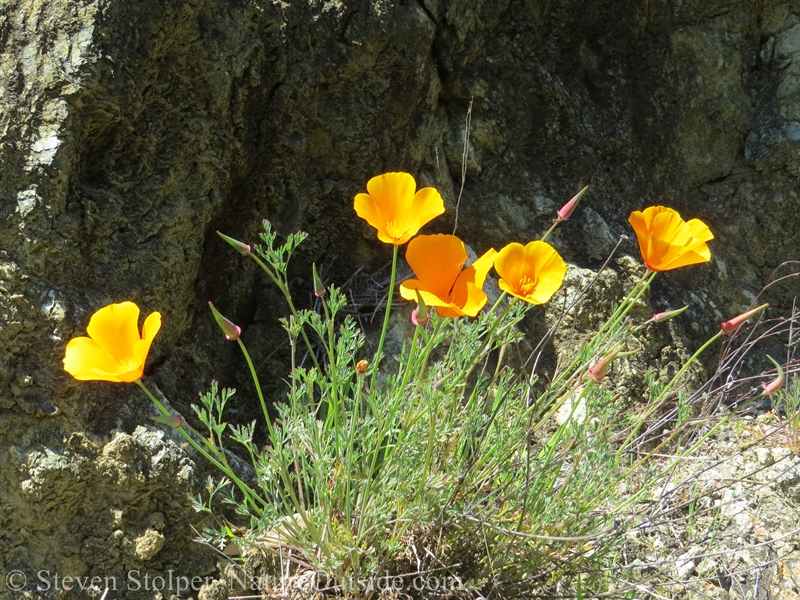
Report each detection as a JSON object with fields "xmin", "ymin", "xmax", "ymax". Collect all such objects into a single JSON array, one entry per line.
[{"xmin": 1, "ymin": 0, "xmax": 798, "ymax": 595}]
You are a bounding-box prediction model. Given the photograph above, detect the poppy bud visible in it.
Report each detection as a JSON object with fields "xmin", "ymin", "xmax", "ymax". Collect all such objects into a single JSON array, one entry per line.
[
  {"xmin": 557, "ymin": 186, "xmax": 589, "ymax": 221},
  {"xmin": 411, "ymin": 289, "xmax": 429, "ymax": 327},
  {"xmin": 356, "ymin": 359, "xmax": 368, "ymax": 375},
  {"xmin": 149, "ymin": 414, "xmax": 185, "ymax": 428},
  {"xmin": 312, "ymin": 263, "xmax": 326, "ymax": 297},
  {"xmin": 209, "ymin": 302, "xmax": 241, "ymax": 341},
  {"xmin": 649, "ymin": 305, "xmax": 689, "ymax": 324},
  {"xmin": 720, "ymin": 303, "xmax": 768, "ymax": 336},
  {"xmin": 217, "ymin": 231, "xmax": 251, "ymax": 256},
  {"xmin": 761, "ymin": 354, "xmax": 784, "ymax": 398},
  {"xmin": 588, "ymin": 348, "xmax": 638, "ymax": 383}
]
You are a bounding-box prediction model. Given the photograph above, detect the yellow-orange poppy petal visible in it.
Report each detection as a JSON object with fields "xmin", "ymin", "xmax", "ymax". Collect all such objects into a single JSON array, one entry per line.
[
  {"xmin": 63, "ymin": 336, "xmax": 131, "ymax": 382},
  {"xmin": 64, "ymin": 302, "xmax": 161, "ymax": 383},
  {"xmin": 405, "ymin": 234, "xmax": 467, "ymax": 299},
  {"xmin": 133, "ymin": 311, "xmax": 162, "ymax": 367},
  {"xmin": 354, "ymin": 172, "xmax": 445, "ymax": 245},
  {"xmin": 471, "ymin": 248, "xmax": 498, "ymax": 289},
  {"xmin": 354, "ymin": 192, "xmax": 389, "ymax": 239},
  {"xmin": 527, "ymin": 244, "xmax": 567, "ymax": 304},
  {"xmin": 366, "ymin": 172, "xmax": 416, "ymax": 211},
  {"xmin": 401, "ymin": 235, "xmax": 495, "ymax": 318},
  {"xmin": 628, "ymin": 206, "xmax": 713, "ymax": 272},
  {"xmin": 686, "ymin": 218, "xmax": 714, "ymax": 243},
  {"xmin": 447, "ymin": 248, "xmax": 497, "ymax": 316},
  {"xmin": 399, "ymin": 280, "xmax": 455, "ymax": 309},
  {"xmin": 400, "ymin": 281, "xmax": 469, "ymax": 317},
  {"xmin": 494, "ymin": 243, "xmax": 527, "ymax": 289},
  {"xmin": 86, "ymin": 302, "xmax": 142, "ymax": 362},
  {"xmin": 495, "ymin": 241, "xmax": 566, "ymax": 305},
  {"xmin": 659, "ymin": 247, "xmax": 712, "ymax": 271},
  {"xmin": 409, "ymin": 187, "xmax": 445, "ymax": 231},
  {"xmin": 458, "ymin": 281, "xmax": 490, "ymax": 317}
]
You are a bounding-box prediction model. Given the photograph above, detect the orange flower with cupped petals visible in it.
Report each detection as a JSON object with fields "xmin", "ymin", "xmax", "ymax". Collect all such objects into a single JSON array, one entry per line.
[
  {"xmin": 494, "ymin": 241, "xmax": 566, "ymax": 305},
  {"xmin": 354, "ymin": 172, "xmax": 445, "ymax": 245},
  {"xmin": 628, "ymin": 206, "xmax": 714, "ymax": 272},
  {"xmin": 64, "ymin": 302, "xmax": 161, "ymax": 382},
  {"xmin": 399, "ymin": 234, "xmax": 497, "ymax": 318}
]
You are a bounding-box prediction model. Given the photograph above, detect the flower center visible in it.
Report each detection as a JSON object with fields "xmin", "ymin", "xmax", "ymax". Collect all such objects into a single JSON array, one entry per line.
[
  {"xmin": 385, "ymin": 219, "xmax": 414, "ymax": 241},
  {"xmin": 518, "ymin": 276, "xmax": 538, "ymax": 297}
]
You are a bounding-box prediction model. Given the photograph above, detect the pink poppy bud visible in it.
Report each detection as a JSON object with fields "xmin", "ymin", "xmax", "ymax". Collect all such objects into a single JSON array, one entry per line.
[
  {"xmin": 588, "ymin": 348, "xmax": 638, "ymax": 383},
  {"xmin": 411, "ymin": 288, "xmax": 429, "ymax": 327},
  {"xmin": 209, "ymin": 302, "xmax": 241, "ymax": 341},
  {"xmin": 149, "ymin": 414, "xmax": 185, "ymax": 428},
  {"xmin": 650, "ymin": 305, "xmax": 689, "ymax": 324},
  {"xmin": 720, "ymin": 303, "xmax": 768, "ymax": 336},
  {"xmin": 312, "ymin": 263, "xmax": 326, "ymax": 297},
  {"xmin": 588, "ymin": 349, "xmax": 620, "ymax": 383},
  {"xmin": 217, "ymin": 231, "xmax": 251, "ymax": 256},
  {"xmin": 761, "ymin": 355, "xmax": 784, "ymax": 398},
  {"xmin": 557, "ymin": 186, "xmax": 589, "ymax": 221}
]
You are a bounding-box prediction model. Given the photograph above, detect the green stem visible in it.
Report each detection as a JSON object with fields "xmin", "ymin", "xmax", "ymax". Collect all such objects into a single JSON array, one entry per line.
[
  {"xmin": 370, "ymin": 244, "xmax": 400, "ymax": 390},
  {"xmin": 237, "ymin": 338, "xmax": 276, "ymax": 441},
  {"xmin": 539, "ymin": 219, "xmax": 560, "ymax": 243},
  {"xmin": 319, "ymin": 296, "xmax": 341, "ymax": 430},
  {"xmin": 417, "ymin": 316, "xmax": 446, "ymax": 380},
  {"xmin": 461, "ymin": 297, "xmax": 516, "ymax": 387},
  {"xmin": 660, "ymin": 330, "xmax": 724, "ymax": 400},
  {"xmin": 618, "ymin": 329, "xmax": 724, "ymax": 454},
  {"xmin": 397, "ymin": 321, "xmax": 424, "ymax": 392},
  {"xmin": 596, "ymin": 269, "xmax": 656, "ymax": 339},
  {"xmin": 249, "ymin": 253, "xmax": 322, "ymax": 373},
  {"xmin": 135, "ymin": 380, "xmax": 266, "ymax": 512},
  {"xmin": 614, "ymin": 395, "xmax": 757, "ymax": 514}
]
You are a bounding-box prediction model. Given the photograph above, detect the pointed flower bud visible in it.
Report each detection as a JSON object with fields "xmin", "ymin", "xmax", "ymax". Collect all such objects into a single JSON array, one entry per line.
[
  {"xmin": 649, "ymin": 305, "xmax": 689, "ymax": 324},
  {"xmin": 720, "ymin": 303, "xmax": 768, "ymax": 336},
  {"xmin": 312, "ymin": 263, "xmax": 326, "ymax": 297},
  {"xmin": 209, "ymin": 302, "xmax": 241, "ymax": 341},
  {"xmin": 217, "ymin": 231, "xmax": 251, "ymax": 256},
  {"xmin": 149, "ymin": 414, "xmax": 185, "ymax": 428},
  {"xmin": 411, "ymin": 288, "xmax": 429, "ymax": 327},
  {"xmin": 557, "ymin": 186, "xmax": 589, "ymax": 221},
  {"xmin": 761, "ymin": 354, "xmax": 784, "ymax": 398},
  {"xmin": 588, "ymin": 348, "xmax": 638, "ymax": 383}
]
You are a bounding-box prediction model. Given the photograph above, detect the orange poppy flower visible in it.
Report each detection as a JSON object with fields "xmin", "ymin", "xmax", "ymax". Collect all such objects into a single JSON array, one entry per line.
[
  {"xmin": 628, "ymin": 206, "xmax": 713, "ymax": 272},
  {"xmin": 494, "ymin": 241, "xmax": 566, "ymax": 305},
  {"xmin": 354, "ymin": 172, "xmax": 445, "ymax": 245},
  {"xmin": 63, "ymin": 302, "xmax": 161, "ymax": 382},
  {"xmin": 399, "ymin": 234, "xmax": 497, "ymax": 317}
]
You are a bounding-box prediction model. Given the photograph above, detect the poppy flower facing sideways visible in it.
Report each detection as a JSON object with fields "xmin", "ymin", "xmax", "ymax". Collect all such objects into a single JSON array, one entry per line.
[
  {"xmin": 399, "ymin": 234, "xmax": 497, "ymax": 318},
  {"xmin": 354, "ymin": 172, "xmax": 445, "ymax": 245},
  {"xmin": 494, "ymin": 241, "xmax": 567, "ymax": 305},
  {"xmin": 628, "ymin": 206, "xmax": 714, "ymax": 272},
  {"xmin": 63, "ymin": 301, "xmax": 162, "ymax": 382}
]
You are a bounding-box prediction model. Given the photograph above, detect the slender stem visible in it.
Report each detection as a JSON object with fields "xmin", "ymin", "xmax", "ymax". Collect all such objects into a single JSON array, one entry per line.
[
  {"xmin": 418, "ymin": 316, "xmax": 446, "ymax": 380},
  {"xmin": 659, "ymin": 330, "xmax": 724, "ymax": 400},
  {"xmin": 539, "ymin": 219, "xmax": 560, "ymax": 243},
  {"xmin": 399, "ymin": 322, "xmax": 422, "ymax": 392},
  {"xmin": 487, "ymin": 290, "xmax": 508, "ymax": 315},
  {"xmin": 135, "ymin": 380, "xmax": 266, "ymax": 512},
  {"xmin": 318, "ymin": 296, "xmax": 341, "ymax": 430},
  {"xmin": 596, "ymin": 269, "xmax": 656, "ymax": 339},
  {"xmin": 370, "ymin": 244, "xmax": 399, "ymax": 390},
  {"xmin": 249, "ymin": 253, "xmax": 322, "ymax": 373},
  {"xmin": 461, "ymin": 298, "xmax": 516, "ymax": 386},
  {"xmin": 618, "ymin": 329, "xmax": 725, "ymax": 454},
  {"xmin": 237, "ymin": 338, "xmax": 276, "ymax": 441}
]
